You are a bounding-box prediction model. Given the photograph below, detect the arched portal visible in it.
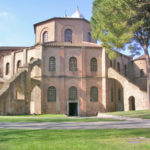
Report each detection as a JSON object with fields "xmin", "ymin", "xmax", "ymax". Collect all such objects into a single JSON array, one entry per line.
[
  {"xmin": 30, "ymin": 65, "xmax": 41, "ymax": 79},
  {"xmin": 30, "ymin": 86, "xmax": 41, "ymax": 114},
  {"xmin": 108, "ymin": 78, "xmax": 124, "ymax": 112},
  {"xmin": 129, "ymin": 96, "xmax": 135, "ymax": 110}
]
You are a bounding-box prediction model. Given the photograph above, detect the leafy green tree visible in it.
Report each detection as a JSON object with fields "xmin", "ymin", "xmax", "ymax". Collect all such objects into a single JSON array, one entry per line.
[{"xmin": 91, "ymin": 0, "xmax": 150, "ymax": 107}]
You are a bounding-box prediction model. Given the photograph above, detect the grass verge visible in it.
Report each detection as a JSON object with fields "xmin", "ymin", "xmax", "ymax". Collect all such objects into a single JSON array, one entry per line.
[
  {"xmin": 0, "ymin": 114, "xmax": 120, "ymax": 122},
  {"xmin": 106, "ymin": 110, "xmax": 150, "ymax": 119},
  {"xmin": 0, "ymin": 129, "xmax": 150, "ymax": 150}
]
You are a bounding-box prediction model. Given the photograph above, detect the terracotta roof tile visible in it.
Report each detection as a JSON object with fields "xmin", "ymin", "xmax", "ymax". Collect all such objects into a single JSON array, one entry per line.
[
  {"xmin": 0, "ymin": 46, "xmax": 28, "ymax": 51},
  {"xmin": 134, "ymin": 55, "xmax": 146, "ymax": 61},
  {"xmin": 43, "ymin": 41, "xmax": 102, "ymax": 48}
]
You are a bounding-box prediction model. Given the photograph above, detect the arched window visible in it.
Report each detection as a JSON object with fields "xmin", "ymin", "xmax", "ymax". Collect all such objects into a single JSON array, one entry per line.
[
  {"xmin": 124, "ymin": 64, "xmax": 127, "ymax": 76},
  {"xmin": 118, "ymin": 88, "xmax": 121, "ymax": 102},
  {"xmin": 87, "ymin": 32, "xmax": 91, "ymax": 42},
  {"xmin": 91, "ymin": 58, "xmax": 97, "ymax": 72},
  {"xmin": 113, "ymin": 60, "xmax": 116, "ymax": 68},
  {"xmin": 43, "ymin": 31, "xmax": 48, "ymax": 43},
  {"xmin": 117, "ymin": 62, "xmax": 120, "ymax": 72},
  {"xmin": 30, "ymin": 57, "xmax": 34, "ymax": 62},
  {"xmin": 69, "ymin": 57, "xmax": 77, "ymax": 71},
  {"xmin": 110, "ymin": 60, "xmax": 112, "ymax": 67},
  {"xmin": 69, "ymin": 86, "xmax": 77, "ymax": 100},
  {"xmin": 129, "ymin": 96, "xmax": 135, "ymax": 110},
  {"xmin": 5, "ymin": 62, "xmax": 10, "ymax": 75},
  {"xmin": 90, "ymin": 87, "xmax": 98, "ymax": 102},
  {"xmin": 47, "ymin": 86, "xmax": 56, "ymax": 101},
  {"xmin": 49, "ymin": 57, "xmax": 56, "ymax": 71},
  {"xmin": 64, "ymin": 29, "xmax": 72, "ymax": 42},
  {"xmin": 111, "ymin": 88, "xmax": 113, "ymax": 102},
  {"xmin": 140, "ymin": 69, "xmax": 144, "ymax": 77},
  {"xmin": 16, "ymin": 60, "xmax": 21, "ymax": 72}
]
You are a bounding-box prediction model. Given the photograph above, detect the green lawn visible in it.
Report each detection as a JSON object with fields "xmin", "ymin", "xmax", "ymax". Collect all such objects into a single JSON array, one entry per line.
[
  {"xmin": 4, "ymin": 114, "xmax": 66, "ymax": 118},
  {"xmin": 0, "ymin": 114, "xmax": 120, "ymax": 122},
  {"xmin": 0, "ymin": 129, "xmax": 150, "ymax": 150},
  {"xmin": 106, "ymin": 110, "xmax": 150, "ymax": 119}
]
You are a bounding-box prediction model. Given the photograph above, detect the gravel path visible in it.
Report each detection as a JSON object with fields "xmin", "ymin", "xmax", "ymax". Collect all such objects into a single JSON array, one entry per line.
[
  {"xmin": 0, "ymin": 118, "xmax": 150, "ymax": 129},
  {"xmin": 0, "ymin": 114, "xmax": 150, "ymax": 130}
]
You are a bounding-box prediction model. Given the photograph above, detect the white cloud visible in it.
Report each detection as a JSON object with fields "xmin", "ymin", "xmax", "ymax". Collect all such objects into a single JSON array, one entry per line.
[{"xmin": 0, "ymin": 12, "xmax": 9, "ymax": 17}]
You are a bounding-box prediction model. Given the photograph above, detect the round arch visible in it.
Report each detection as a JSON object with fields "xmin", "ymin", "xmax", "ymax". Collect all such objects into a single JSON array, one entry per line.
[
  {"xmin": 16, "ymin": 60, "xmax": 22, "ymax": 72},
  {"xmin": 30, "ymin": 86, "xmax": 41, "ymax": 114},
  {"xmin": 61, "ymin": 25, "xmax": 75, "ymax": 42},
  {"xmin": 30, "ymin": 65, "xmax": 41, "ymax": 79},
  {"xmin": 39, "ymin": 27, "xmax": 49, "ymax": 43},
  {"xmin": 108, "ymin": 78, "xmax": 124, "ymax": 112},
  {"xmin": 128, "ymin": 96, "xmax": 135, "ymax": 111}
]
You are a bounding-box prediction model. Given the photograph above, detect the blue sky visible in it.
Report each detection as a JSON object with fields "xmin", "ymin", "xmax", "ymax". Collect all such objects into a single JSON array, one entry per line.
[{"xmin": 0, "ymin": 0, "xmax": 94, "ymax": 46}]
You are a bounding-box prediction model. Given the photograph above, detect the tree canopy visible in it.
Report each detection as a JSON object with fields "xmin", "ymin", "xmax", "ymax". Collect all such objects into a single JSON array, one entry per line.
[
  {"xmin": 91, "ymin": 0, "xmax": 150, "ymax": 107},
  {"xmin": 91, "ymin": 0, "xmax": 150, "ymax": 60}
]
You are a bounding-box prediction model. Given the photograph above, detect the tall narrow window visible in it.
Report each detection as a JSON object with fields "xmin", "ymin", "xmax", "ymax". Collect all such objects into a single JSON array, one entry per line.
[
  {"xmin": 111, "ymin": 88, "xmax": 113, "ymax": 102},
  {"xmin": 129, "ymin": 97, "xmax": 135, "ymax": 110},
  {"xmin": 117, "ymin": 62, "xmax": 120, "ymax": 72},
  {"xmin": 69, "ymin": 86, "xmax": 77, "ymax": 100},
  {"xmin": 69, "ymin": 57, "xmax": 77, "ymax": 71},
  {"xmin": 47, "ymin": 86, "xmax": 56, "ymax": 101},
  {"xmin": 65, "ymin": 29, "xmax": 72, "ymax": 42},
  {"xmin": 140, "ymin": 69, "xmax": 144, "ymax": 77},
  {"xmin": 87, "ymin": 32, "xmax": 91, "ymax": 42},
  {"xmin": 118, "ymin": 88, "xmax": 121, "ymax": 102},
  {"xmin": 124, "ymin": 64, "xmax": 127, "ymax": 76},
  {"xmin": 49, "ymin": 57, "xmax": 56, "ymax": 71},
  {"xmin": 16, "ymin": 60, "xmax": 21, "ymax": 72},
  {"xmin": 90, "ymin": 87, "xmax": 98, "ymax": 102},
  {"xmin": 6, "ymin": 63, "xmax": 10, "ymax": 75},
  {"xmin": 113, "ymin": 60, "xmax": 116, "ymax": 68},
  {"xmin": 43, "ymin": 31, "xmax": 48, "ymax": 43},
  {"xmin": 91, "ymin": 58, "xmax": 97, "ymax": 72},
  {"xmin": 110, "ymin": 60, "xmax": 113, "ymax": 67}
]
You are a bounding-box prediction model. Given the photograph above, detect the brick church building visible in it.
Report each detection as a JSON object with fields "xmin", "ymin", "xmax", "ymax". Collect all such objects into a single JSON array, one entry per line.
[{"xmin": 0, "ymin": 8, "xmax": 148, "ymax": 116}]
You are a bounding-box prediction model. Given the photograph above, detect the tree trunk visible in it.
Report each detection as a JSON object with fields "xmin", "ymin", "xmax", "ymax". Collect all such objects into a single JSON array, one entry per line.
[{"xmin": 143, "ymin": 47, "xmax": 150, "ymax": 109}]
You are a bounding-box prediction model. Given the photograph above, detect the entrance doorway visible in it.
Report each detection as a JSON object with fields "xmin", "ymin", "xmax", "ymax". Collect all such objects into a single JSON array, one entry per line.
[
  {"xmin": 69, "ymin": 103, "xmax": 78, "ymax": 116},
  {"xmin": 129, "ymin": 96, "xmax": 135, "ymax": 110},
  {"xmin": 30, "ymin": 86, "xmax": 41, "ymax": 114}
]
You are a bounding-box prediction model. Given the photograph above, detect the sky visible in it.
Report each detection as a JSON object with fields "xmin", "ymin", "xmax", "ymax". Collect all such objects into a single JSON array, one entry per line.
[{"xmin": 0, "ymin": 0, "xmax": 94, "ymax": 46}]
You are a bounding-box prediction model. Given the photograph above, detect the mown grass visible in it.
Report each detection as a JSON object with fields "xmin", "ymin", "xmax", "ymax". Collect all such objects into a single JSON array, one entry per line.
[
  {"xmin": 106, "ymin": 110, "xmax": 150, "ymax": 119},
  {"xmin": 0, "ymin": 114, "xmax": 120, "ymax": 122},
  {"xmin": 0, "ymin": 118, "xmax": 120, "ymax": 122},
  {"xmin": 4, "ymin": 114, "xmax": 66, "ymax": 118},
  {"xmin": 0, "ymin": 129, "xmax": 150, "ymax": 150}
]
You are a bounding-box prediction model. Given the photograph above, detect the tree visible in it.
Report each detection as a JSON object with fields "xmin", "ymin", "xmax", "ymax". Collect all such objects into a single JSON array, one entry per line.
[{"xmin": 91, "ymin": 0, "xmax": 150, "ymax": 107}]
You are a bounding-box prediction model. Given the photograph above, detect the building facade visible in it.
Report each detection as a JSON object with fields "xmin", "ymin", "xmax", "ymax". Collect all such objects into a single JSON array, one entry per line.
[{"xmin": 0, "ymin": 9, "xmax": 148, "ymax": 116}]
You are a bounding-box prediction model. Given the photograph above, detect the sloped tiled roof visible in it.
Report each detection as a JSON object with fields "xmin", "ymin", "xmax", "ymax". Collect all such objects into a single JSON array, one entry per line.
[
  {"xmin": 134, "ymin": 55, "xmax": 146, "ymax": 61},
  {"xmin": 43, "ymin": 41, "xmax": 102, "ymax": 48},
  {"xmin": 34, "ymin": 17, "xmax": 89, "ymax": 33},
  {"xmin": 0, "ymin": 46, "xmax": 28, "ymax": 51}
]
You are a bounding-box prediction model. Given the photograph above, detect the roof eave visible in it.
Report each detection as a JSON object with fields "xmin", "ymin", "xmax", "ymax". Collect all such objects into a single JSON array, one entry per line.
[{"xmin": 33, "ymin": 17, "xmax": 90, "ymax": 33}]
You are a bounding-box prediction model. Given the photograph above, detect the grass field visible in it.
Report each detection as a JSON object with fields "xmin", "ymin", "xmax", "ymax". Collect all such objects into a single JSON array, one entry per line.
[
  {"xmin": 0, "ymin": 110, "xmax": 150, "ymax": 122},
  {"xmin": 0, "ymin": 114, "xmax": 120, "ymax": 122},
  {"xmin": 106, "ymin": 110, "xmax": 150, "ymax": 119},
  {"xmin": 0, "ymin": 129, "xmax": 150, "ymax": 150},
  {"xmin": 3, "ymin": 114, "xmax": 66, "ymax": 118}
]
